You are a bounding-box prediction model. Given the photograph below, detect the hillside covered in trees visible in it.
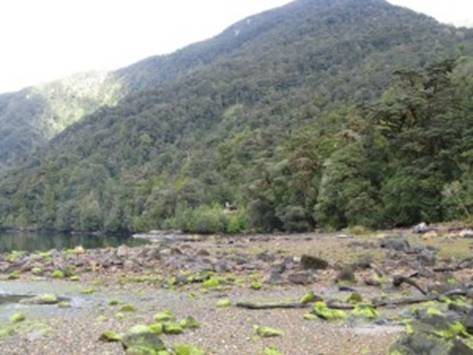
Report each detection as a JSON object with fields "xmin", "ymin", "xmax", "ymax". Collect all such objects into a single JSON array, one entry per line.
[
  {"xmin": 0, "ymin": 0, "xmax": 473, "ymax": 233},
  {"xmin": 0, "ymin": 72, "xmax": 122, "ymax": 171}
]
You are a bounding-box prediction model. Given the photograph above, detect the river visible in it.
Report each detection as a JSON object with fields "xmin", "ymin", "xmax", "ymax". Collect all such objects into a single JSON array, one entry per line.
[{"xmin": 0, "ymin": 230, "xmax": 147, "ymax": 253}]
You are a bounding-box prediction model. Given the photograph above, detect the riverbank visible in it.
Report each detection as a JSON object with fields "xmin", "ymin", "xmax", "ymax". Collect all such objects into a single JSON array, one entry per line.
[{"xmin": 0, "ymin": 227, "xmax": 473, "ymax": 354}]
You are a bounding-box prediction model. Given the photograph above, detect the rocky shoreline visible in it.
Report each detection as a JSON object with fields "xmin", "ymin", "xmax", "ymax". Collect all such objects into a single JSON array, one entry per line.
[{"xmin": 0, "ymin": 227, "xmax": 473, "ymax": 354}]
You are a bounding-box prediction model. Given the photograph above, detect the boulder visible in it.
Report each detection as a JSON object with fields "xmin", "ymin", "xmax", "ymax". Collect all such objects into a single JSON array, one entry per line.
[
  {"xmin": 390, "ymin": 314, "xmax": 473, "ymax": 355},
  {"xmin": 389, "ymin": 332, "xmax": 472, "ymax": 355},
  {"xmin": 379, "ymin": 236, "xmax": 411, "ymax": 253},
  {"xmin": 300, "ymin": 255, "xmax": 328, "ymax": 270}
]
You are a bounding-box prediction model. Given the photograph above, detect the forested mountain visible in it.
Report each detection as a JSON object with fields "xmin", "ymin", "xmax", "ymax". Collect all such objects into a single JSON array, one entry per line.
[
  {"xmin": 1, "ymin": 0, "xmax": 473, "ymax": 233},
  {"xmin": 0, "ymin": 72, "xmax": 122, "ymax": 171}
]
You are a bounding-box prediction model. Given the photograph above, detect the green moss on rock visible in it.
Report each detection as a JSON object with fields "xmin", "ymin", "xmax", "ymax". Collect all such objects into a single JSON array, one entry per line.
[
  {"xmin": 254, "ymin": 325, "xmax": 284, "ymax": 337},
  {"xmin": 312, "ymin": 302, "xmax": 347, "ymax": 321}
]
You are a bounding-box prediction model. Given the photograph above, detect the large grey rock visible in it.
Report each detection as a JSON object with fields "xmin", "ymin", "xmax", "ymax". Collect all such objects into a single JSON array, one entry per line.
[{"xmin": 390, "ymin": 333, "xmax": 473, "ymax": 355}]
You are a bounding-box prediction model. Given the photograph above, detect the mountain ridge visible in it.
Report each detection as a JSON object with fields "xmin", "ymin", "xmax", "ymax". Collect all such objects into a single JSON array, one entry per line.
[{"xmin": 0, "ymin": 0, "xmax": 473, "ymax": 233}]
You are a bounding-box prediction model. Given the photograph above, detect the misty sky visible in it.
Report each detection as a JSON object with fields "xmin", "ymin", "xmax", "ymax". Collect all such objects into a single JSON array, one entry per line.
[{"xmin": 0, "ymin": 0, "xmax": 471, "ymax": 93}]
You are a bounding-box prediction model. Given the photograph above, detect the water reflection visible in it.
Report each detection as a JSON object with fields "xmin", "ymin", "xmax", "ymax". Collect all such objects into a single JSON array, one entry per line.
[{"xmin": 0, "ymin": 230, "xmax": 148, "ymax": 253}]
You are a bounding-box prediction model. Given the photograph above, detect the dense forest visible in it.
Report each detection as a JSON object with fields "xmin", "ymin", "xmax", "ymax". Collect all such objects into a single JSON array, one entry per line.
[
  {"xmin": 0, "ymin": 0, "xmax": 472, "ymax": 234},
  {"xmin": 0, "ymin": 72, "xmax": 122, "ymax": 171}
]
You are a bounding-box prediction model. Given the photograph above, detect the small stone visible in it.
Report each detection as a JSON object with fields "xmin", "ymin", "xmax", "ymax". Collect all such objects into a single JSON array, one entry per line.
[
  {"xmin": 288, "ymin": 272, "xmax": 314, "ymax": 285},
  {"xmin": 336, "ymin": 266, "xmax": 356, "ymax": 283}
]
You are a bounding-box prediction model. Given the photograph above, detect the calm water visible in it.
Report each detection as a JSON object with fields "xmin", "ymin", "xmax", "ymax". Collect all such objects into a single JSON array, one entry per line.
[{"xmin": 0, "ymin": 230, "xmax": 148, "ymax": 253}]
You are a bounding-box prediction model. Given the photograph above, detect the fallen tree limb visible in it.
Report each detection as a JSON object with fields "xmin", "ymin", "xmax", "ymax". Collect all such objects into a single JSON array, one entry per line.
[
  {"xmin": 236, "ymin": 285, "xmax": 472, "ymax": 311},
  {"xmin": 236, "ymin": 301, "xmax": 310, "ymax": 310},
  {"xmin": 373, "ymin": 295, "xmax": 436, "ymax": 308},
  {"xmin": 393, "ymin": 276, "xmax": 428, "ymax": 295},
  {"xmin": 326, "ymin": 302, "xmax": 355, "ymax": 310}
]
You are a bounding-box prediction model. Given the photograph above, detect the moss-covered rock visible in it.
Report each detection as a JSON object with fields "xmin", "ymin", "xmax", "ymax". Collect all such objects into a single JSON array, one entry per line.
[
  {"xmin": 303, "ymin": 313, "xmax": 318, "ymax": 321},
  {"xmin": 23, "ymin": 294, "xmax": 59, "ymax": 305},
  {"xmin": 346, "ymin": 292, "xmax": 363, "ymax": 304},
  {"xmin": 10, "ymin": 312, "xmax": 26, "ymax": 323},
  {"xmin": 153, "ymin": 310, "xmax": 175, "ymax": 322},
  {"xmin": 115, "ymin": 312, "xmax": 125, "ymax": 320},
  {"xmin": 31, "ymin": 267, "xmax": 43, "ymax": 275},
  {"xmin": 51, "ymin": 270, "xmax": 65, "ymax": 279},
  {"xmin": 250, "ymin": 281, "xmax": 263, "ymax": 290},
  {"xmin": 99, "ymin": 331, "xmax": 122, "ymax": 342},
  {"xmin": 312, "ymin": 302, "xmax": 347, "ymax": 321},
  {"xmin": 352, "ymin": 304, "xmax": 379, "ymax": 319},
  {"xmin": 173, "ymin": 344, "xmax": 206, "ymax": 355},
  {"xmin": 216, "ymin": 299, "xmax": 232, "ymax": 308},
  {"xmin": 7, "ymin": 271, "xmax": 20, "ymax": 280},
  {"xmin": 163, "ymin": 322, "xmax": 184, "ymax": 335},
  {"xmin": 390, "ymin": 313, "xmax": 473, "ymax": 355},
  {"xmin": 0, "ymin": 326, "xmax": 15, "ymax": 338},
  {"xmin": 121, "ymin": 328, "xmax": 165, "ymax": 354},
  {"xmin": 300, "ymin": 291, "xmax": 318, "ymax": 305},
  {"xmin": 263, "ymin": 347, "xmax": 283, "ymax": 355},
  {"xmin": 120, "ymin": 304, "xmax": 137, "ymax": 313},
  {"xmin": 202, "ymin": 277, "xmax": 220, "ymax": 289},
  {"xmin": 253, "ymin": 325, "xmax": 284, "ymax": 337},
  {"xmin": 148, "ymin": 323, "xmax": 164, "ymax": 335},
  {"xmin": 179, "ymin": 316, "xmax": 200, "ymax": 329},
  {"xmin": 80, "ymin": 287, "xmax": 96, "ymax": 295}
]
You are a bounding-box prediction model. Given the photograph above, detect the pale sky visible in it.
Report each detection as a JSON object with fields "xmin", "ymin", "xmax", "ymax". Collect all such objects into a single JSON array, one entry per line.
[{"xmin": 0, "ymin": 0, "xmax": 471, "ymax": 94}]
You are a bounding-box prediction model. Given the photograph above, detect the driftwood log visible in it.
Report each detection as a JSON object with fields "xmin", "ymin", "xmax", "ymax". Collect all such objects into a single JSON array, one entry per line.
[
  {"xmin": 236, "ymin": 301, "xmax": 310, "ymax": 310},
  {"xmin": 235, "ymin": 286, "xmax": 472, "ymax": 311}
]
